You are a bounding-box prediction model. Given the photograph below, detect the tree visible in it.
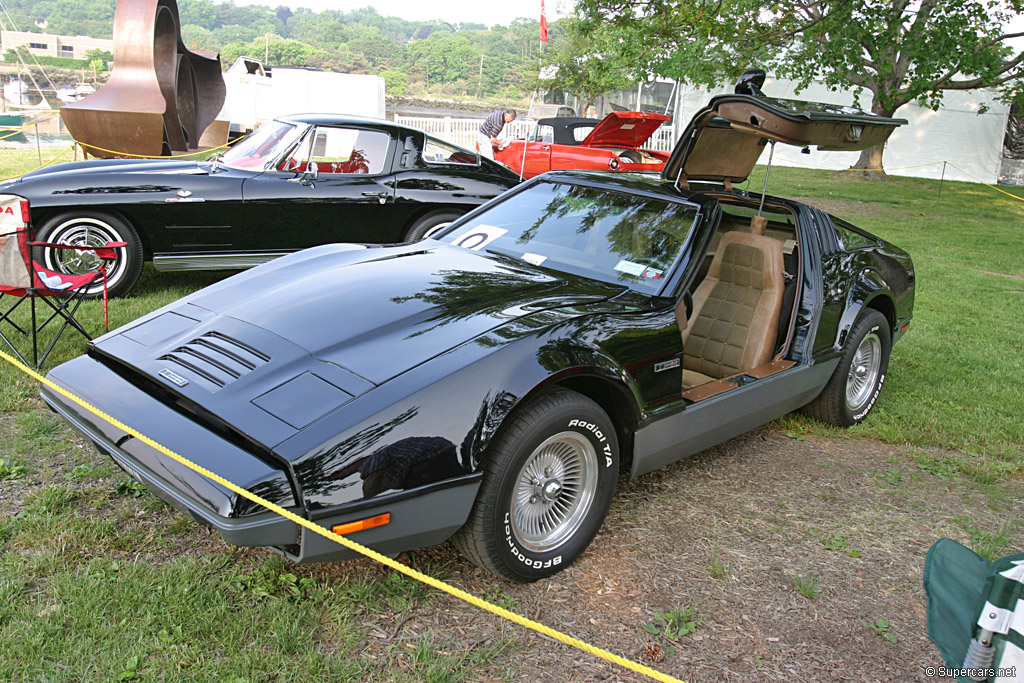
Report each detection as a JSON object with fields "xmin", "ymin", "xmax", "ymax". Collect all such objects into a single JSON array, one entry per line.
[
  {"xmin": 574, "ymin": 0, "xmax": 1024, "ymax": 175},
  {"xmin": 534, "ymin": 20, "xmax": 635, "ymax": 116},
  {"xmin": 407, "ymin": 35, "xmax": 478, "ymax": 86}
]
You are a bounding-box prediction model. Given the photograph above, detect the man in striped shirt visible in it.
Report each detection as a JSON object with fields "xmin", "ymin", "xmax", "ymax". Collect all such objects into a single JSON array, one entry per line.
[{"xmin": 476, "ymin": 109, "xmax": 516, "ymax": 160}]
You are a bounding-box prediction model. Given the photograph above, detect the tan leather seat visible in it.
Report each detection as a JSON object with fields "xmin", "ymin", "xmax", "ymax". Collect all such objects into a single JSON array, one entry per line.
[{"xmin": 678, "ymin": 219, "xmax": 785, "ymax": 388}]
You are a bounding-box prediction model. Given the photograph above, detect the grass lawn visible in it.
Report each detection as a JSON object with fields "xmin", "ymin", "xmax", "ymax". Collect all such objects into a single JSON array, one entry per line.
[{"xmin": 0, "ymin": 147, "xmax": 1020, "ymax": 680}]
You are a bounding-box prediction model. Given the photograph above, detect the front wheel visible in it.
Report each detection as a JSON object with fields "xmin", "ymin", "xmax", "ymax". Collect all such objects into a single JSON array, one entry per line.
[
  {"xmin": 453, "ymin": 390, "xmax": 618, "ymax": 582},
  {"xmin": 35, "ymin": 211, "xmax": 144, "ymax": 299},
  {"xmin": 803, "ymin": 309, "xmax": 891, "ymax": 427}
]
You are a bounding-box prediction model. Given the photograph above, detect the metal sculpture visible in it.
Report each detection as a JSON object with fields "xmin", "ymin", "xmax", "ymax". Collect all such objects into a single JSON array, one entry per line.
[{"xmin": 61, "ymin": 0, "xmax": 226, "ymax": 158}]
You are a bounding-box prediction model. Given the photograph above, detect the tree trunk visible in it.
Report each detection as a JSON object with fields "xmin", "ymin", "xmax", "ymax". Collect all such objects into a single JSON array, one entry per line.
[
  {"xmin": 850, "ymin": 144, "xmax": 887, "ymax": 179},
  {"xmin": 849, "ymin": 98, "xmax": 902, "ymax": 179}
]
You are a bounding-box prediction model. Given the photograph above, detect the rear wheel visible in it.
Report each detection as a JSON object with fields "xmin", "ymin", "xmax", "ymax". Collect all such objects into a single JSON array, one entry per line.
[
  {"xmin": 35, "ymin": 211, "xmax": 143, "ymax": 299},
  {"xmin": 803, "ymin": 309, "xmax": 891, "ymax": 427},
  {"xmin": 453, "ymin": 390, "xmax": 618, "ymax": 582},
  {"xmin": 404, "ymin": 210, "xmax": 462, "ymax": 242}
]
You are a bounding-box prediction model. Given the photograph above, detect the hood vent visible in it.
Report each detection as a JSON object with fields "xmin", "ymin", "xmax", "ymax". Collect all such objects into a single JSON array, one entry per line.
[{"xmin": 159, "ymin": 331, "xmax": 270, "ymax": 390}]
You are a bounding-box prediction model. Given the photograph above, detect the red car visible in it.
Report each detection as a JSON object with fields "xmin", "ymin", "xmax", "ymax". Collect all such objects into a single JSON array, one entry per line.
[{"xmin": 495, "ymin": 111, "xmax": 671, "ymax": 178}]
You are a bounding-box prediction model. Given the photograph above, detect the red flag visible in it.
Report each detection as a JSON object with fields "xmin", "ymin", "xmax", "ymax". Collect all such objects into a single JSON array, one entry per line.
[{"xmin": 540, "ymin": 0, "xmax": 548, "ymax": 43}]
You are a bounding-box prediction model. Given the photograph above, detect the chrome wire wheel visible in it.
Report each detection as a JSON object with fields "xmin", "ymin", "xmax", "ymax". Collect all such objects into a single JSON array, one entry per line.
[
  {"xmin": 511, "ymin": 431, "xmax": 598, "ymax": 553},
  {"xmin": 845, "ymin": 331, "xmax": 882, "ymax": 412},
  {"xmin": 43, "ymin": 217, "xmax": 118, "ymax": 275}
]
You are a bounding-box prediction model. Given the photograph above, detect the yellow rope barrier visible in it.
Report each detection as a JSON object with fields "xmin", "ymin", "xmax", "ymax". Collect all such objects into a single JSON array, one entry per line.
[
  {"xmin": 0, "ymin": 128, "xmax": 28, "ymax": 142},
  {"xmin": 945, "ymin": 162, "xmax": 1024, "ymax": 203},
  {"xmin": 0, "ymin": 143, "xmax": 76, "ymax": 182},
  {"xmin": 77, "ymin": 138, "xmax": 236, "ymax": 159},
  {"xmin": 0, "ymin": 347, "xmax": 686, "ymax": 683}
]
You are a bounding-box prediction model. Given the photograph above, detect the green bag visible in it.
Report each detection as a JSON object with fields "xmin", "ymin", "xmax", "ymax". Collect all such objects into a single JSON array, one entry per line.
[{"xmin": 924, "ymin": 539, "xmax": 1024, "ymax": 682}]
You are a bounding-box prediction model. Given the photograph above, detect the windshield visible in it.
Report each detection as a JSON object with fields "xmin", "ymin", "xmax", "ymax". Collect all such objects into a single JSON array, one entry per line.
[
  {"xmin": 439, "ymin": 181, "xmax": 698, "ymax": 295},
  {"xmin": 220, "ymin": 120, "xmax": 304, "ymax": 170}
]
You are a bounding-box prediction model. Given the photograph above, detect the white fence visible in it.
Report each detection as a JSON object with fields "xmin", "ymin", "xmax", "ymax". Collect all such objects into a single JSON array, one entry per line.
[{"xmin": 394, "ymin": 115, "xmax": 676, "ymax": 152}]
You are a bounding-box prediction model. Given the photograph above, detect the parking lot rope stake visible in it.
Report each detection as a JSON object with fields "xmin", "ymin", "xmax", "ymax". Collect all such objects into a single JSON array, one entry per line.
[{"xmin": 0, "ymin": 348, "xmax": 685, "ymax": 683}]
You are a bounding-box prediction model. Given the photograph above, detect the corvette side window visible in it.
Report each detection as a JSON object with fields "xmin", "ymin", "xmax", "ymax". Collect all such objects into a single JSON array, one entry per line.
[
  {"xmin": 423, "ymin": 136, "xmax": 479, "ymax": 166},
  {"xmin": 281, "ymin": 127, "xmax": 390, "ymax": 175}
]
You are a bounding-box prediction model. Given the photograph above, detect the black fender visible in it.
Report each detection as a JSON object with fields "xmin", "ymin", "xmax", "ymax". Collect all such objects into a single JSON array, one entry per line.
[
  {"xmin": 835, "ymin": 267, "xmax": 896, "ymax": 351},
  {"xmin": 280, "ymin": 311, "xmax": 644, "ymax": 515}
]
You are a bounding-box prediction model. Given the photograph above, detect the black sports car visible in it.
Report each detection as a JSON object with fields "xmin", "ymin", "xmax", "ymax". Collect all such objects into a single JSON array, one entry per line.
[
  {"xmin": 41, "ymin": 77, "xmax": 915, "ymax": 582},
  {"xmin": 0, "ymin": 114, "xmax": 520, "ymax": 297}
]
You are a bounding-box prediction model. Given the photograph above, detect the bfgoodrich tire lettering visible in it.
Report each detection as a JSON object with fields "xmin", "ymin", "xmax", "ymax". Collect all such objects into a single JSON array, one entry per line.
[
  {"xmin": 803, "ymin": 308, "xmax": 891, "ymax": 427},
  {"xmin": 453, "ymin": 389, "xmax": 618, "ymax": 582},
  {"xmin": 35, "ymin": 211, "xmax": 144, "ymax": 299}
]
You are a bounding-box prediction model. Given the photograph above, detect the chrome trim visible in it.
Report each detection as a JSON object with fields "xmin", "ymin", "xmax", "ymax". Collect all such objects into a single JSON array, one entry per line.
[{"xmin": 152, "ymin": 252, "xmax": 290, "ymax": 271}]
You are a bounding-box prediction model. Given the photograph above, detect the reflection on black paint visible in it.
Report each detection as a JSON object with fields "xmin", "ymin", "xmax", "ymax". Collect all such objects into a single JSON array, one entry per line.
[
  {"xmin": 399, "ymin": 179, "xmax": 462, "ymax": 192},
  {"xmin": 333, "ymin": 435, "xmax": 467, "ymax": 497}
]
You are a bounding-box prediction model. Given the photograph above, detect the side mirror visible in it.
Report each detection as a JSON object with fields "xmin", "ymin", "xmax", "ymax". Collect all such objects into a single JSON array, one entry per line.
[
  {"xmin": 734, "ymin": 69, "xmax": 766, "ymax": 96},
  {"xmin": 287, "ymin": 161, "xmax": 318, "ymax": 184}
]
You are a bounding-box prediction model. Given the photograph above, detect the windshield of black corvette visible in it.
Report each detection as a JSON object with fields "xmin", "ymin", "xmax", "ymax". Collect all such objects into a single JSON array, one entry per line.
[
  {"xmin": 220, "ymin": 120, "xmax": 303, "ymax": 170},
  {"xmin": 440, "ymin": 181, "xmax": 699, "ymax": 295}
]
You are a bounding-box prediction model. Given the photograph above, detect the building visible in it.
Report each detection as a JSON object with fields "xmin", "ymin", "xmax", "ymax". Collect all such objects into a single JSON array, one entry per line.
[{"xmin": 0, "ymin": 30, "xmax": 113, "ymax": 61}]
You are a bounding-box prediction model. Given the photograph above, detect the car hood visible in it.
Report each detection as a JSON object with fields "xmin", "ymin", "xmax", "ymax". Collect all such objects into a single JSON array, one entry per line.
[
  {"xmin": 15, "ymin": 158, "xmax": 213, "ymax": 182},
  {"xmin": 582, "ymin": 112, "xmax": 670, "ymax": 148},
  {"xmin": 661, "ymin": 93, "xmax": 907, "ymax": 186},
  {"xmin": 90, "ymin": 242, "xmax": 625, "ymax": 450}
]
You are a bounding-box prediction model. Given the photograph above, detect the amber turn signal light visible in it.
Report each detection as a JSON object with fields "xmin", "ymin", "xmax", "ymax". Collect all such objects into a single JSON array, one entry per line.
[{"xmin": 332, "ymin": 513, "xmax": 391, "ymax": 535}]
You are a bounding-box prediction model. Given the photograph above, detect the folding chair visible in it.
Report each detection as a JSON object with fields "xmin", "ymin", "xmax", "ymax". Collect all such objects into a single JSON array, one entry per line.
[
  {"xmin": 924, "ymin": 538, "xmax": 1024, "ymax": 682},
  {"xmin": 0, "ymin": 195, "xmax": 124, "ymax": 368}
]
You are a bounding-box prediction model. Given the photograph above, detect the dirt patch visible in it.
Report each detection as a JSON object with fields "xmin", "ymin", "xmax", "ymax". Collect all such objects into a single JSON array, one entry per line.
[{"xmin": 3, "ymin": 420, "xmax": 1017, "ymax": 682}]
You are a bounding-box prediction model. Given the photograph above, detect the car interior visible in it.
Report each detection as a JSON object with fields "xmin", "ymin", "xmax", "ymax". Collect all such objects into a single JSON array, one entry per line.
[{"xmin": 676, "ymin": 197, "xmax": 802, "ymax": 402}]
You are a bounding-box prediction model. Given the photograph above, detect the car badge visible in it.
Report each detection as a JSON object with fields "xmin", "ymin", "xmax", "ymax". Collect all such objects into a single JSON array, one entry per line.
[
  {"xmin": 159, "ymin": 368, "xmax": 189, "ymax": 387},
  {"xmin": 654, "ymin": 358, "xmax": 680, "ymax": 373},
  {"xmin": 176, "ymin": 189, "xmax": 192, "ymax": 197}
]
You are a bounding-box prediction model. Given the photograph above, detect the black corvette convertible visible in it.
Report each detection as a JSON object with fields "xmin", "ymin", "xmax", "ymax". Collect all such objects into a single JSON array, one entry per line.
[
  {"xmin": 41, "ymin": 79, "xmax": 915, "ymax": 582},
  {"xmin": 0, "ymin": 115, "xmax": 519, "ymax": 297}
]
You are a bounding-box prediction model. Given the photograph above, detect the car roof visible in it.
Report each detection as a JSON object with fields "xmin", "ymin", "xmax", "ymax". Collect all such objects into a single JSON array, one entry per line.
[
  {"xmin": 276, "ymin": 113, "xmax": 414, "ymax": 134},
  {"xmin": 533, "ymin": 169, "xmax": 699, "ymax": 202}
]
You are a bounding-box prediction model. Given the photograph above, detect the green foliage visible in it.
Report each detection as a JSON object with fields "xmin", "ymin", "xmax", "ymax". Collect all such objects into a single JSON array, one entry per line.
[
  {"xmin": 809, "ymin": 530, "xmax": 862, "ymax": 558},
  {"xmin": 0, "ymin": 458, "xmax": 26, "ymax": 481},
  {"xmin": 25, "ymin": 485, "xmax": 77, "ymax": 514},
  {"xmin": 84, "ymin": 48, "xmax": 112, "ymax": 64},
  {"xmin": 407, "ymin": 35, "xmax": 478, "ymax": 86},
  {"xmin": 534, "ymin": 19, "xmax": 635, "ymax": 114},
  {"xmin": 231, "ymin": 558, "xmax": 320, "ymax": 601},
  {"xmin": 115, "ymin": 478, "xmax": 147, "ymax": 498},
  {"xmin": 955, "ymin": 517, "xmax": 1018, "ymax": 562},
  {"xmin": 4, "ymin": 49, "xmax": 89, "ymax": 70},
  {"xmin": 793, "ymin": 573, "xmax": 823, "ymax": 600},
  {"xmin": 643, "ymin": 605, "xmax": 700, "ymax": 655},
  {"xmin": 861, "ymin": 618, "xmax": 898, "ymax": 643},
  {"xmin": 383, "ymin": 70, "xmax": 409, "ymax": 96},
  {"xmin": 572, "ymin": 0, "xmax": 1024, "ymax": 171}
]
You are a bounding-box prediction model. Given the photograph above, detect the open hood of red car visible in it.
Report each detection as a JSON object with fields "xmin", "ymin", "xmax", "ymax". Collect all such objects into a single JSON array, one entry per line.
[{"xmin": 582, "ymin": 112, "xmax": 670, "ymax": 148}]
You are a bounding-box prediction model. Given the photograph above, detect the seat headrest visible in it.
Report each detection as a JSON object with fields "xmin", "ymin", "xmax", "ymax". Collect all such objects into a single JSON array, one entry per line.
[{"xmin": 750, "ymin": 215, "xmax": 768, "ymax": 236}]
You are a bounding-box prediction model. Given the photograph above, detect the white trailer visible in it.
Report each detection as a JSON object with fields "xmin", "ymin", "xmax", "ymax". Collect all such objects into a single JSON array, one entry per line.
[{"xmin": 218, "ymin": 57, "xmax": 386, "ymax": 136}]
